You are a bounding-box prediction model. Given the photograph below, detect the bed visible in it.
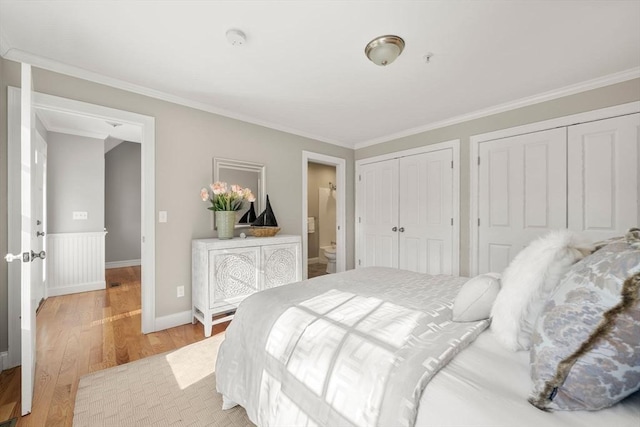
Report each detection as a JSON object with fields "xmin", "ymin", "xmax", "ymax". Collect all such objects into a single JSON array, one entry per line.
[{"xmin": 215, "ymin": 231, "xmax": 640, "ymax": 427}]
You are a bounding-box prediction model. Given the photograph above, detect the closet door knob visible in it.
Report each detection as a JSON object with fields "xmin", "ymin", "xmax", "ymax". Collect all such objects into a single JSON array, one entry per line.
[
  {"xmin": 391, "ymin": 227, "xmax": 398, "ymax": 232},
  {"xmin": 399, "ymin": 227, "xmax": 405, "ymax": 232}
]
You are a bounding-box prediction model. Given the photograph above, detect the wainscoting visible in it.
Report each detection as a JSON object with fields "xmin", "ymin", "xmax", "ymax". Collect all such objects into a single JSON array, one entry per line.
[{"xmin": 46, "ymin": 231, "xmax": 107, "ymax": 297}]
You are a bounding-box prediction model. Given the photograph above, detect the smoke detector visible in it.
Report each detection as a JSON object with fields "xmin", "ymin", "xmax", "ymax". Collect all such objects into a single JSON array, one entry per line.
[{"xmin": 226, "ymin": 29, "xmax": 246, "ymax": 46}]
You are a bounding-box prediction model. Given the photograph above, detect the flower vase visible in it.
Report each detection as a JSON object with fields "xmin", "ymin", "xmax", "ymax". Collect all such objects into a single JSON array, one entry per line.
[{"xmin": 215, "ymin": 211, "xmax": 236, "ymax": 239}]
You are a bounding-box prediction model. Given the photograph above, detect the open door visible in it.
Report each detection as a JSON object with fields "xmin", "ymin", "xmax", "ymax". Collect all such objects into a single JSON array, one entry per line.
[{"xmin": 4, "ymin": 63, "xmax": 43, "ymax": 415}]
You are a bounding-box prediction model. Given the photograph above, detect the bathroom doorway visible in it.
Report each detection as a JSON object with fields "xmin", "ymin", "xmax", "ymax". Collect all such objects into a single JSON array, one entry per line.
[
  {"xmin": 301, "ymin": 151, "xmax": 346, "ymax": 279},
  {"xmin": 307, "ymin": 162, "xmax": 337, "ymax": 278}
]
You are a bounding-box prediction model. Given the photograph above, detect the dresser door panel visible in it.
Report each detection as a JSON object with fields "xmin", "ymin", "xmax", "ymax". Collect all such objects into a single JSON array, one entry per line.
[
  {"xmin": 209, "ymin": 247, "xmax": 260, "ymax": 308},
  {"xmin": 262, "ymin": 243, "xmax": 301, "ymax": 289}
]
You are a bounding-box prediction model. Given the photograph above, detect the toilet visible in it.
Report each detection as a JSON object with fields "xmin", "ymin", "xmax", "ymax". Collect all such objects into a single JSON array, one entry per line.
[{"xmin": 323, "ymin": 246, "xmax": 337, "ymax": 274}]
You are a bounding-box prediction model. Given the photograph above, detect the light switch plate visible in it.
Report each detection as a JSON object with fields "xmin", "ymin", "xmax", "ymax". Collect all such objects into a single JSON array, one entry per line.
[
  {"xmin": 72, "ymin": 211, "xmax": 88, "ymax": 220},
  {"xmin": 159, "ymin": 211, "xmax": 168, "ymax": 223}
]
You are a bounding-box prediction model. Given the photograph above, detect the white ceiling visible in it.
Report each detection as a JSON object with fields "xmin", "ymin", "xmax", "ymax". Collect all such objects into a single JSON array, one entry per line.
[{"xmin": 1, "ymin": 1, "xmax": 639, "ymax": 149}]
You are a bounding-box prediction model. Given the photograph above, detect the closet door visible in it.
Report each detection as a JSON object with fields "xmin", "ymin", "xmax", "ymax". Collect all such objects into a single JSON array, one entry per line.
[
  {"xmin": 478, "ymin": 128, "xmax": 567, "ymax": 274},
  {"xmin": 357, "ymin": 159, "xmax": 399, "ymax": 268},
  {"xmin": 398, "ymin": 149, "xmax": 453, "ymax": 274},
  {"xmin": 568, "ymin": 113, "xmax": 640, "ymax": 242}
]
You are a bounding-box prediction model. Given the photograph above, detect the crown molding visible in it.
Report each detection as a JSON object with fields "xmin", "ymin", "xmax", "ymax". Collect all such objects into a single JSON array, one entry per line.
[
  {"xmin": 1, "ymin": 48, "xmax": 352, "ymax": 149},
  {"xmin": 354, "ymin": 67, "xmax": 640, "ymax": 150}
]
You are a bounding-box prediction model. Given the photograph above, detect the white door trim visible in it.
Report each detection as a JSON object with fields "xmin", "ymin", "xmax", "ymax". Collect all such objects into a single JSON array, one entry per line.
[
  {"xmin": 355, "ymin": 139, "xmax": 461, "ymax": 275},
  {"xmin": 7, "ymin": 87, "xmax": 157, "ymax": 341},
  {"xmin": 301, "ymin": 151, "xmax": 347, "ymax": 279},
  {"xmin": 469, "ymin": 101, "xmax": 640, "ymax": 276}
]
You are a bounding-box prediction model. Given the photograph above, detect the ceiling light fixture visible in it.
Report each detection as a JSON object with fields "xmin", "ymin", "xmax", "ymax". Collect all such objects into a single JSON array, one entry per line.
[{"xmin": 365, "ymin": 35, "xmax": 405, "ymax": 66}]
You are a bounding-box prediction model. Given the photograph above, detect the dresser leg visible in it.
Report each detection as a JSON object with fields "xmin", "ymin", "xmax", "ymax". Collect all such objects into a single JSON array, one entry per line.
[{"xmin": 204, "ymin": 318, "xmax": 213, "ymax": 337}]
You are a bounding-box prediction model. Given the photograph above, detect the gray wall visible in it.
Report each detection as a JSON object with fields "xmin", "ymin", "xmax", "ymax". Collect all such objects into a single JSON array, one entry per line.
[
  {"xmin": 47, "ymin": 132, "xmax": 105, "ymax": 233},
  {"xmin": 307, "ymin": 163, "xmax": 336, "ymax": 260},
  {"xmin": 105, "ymin": 141, "xmax": 141, "ymax": 263},
  {"xmin": 356, "ymin": 78, "xmax": 640, "ymax": 276}
]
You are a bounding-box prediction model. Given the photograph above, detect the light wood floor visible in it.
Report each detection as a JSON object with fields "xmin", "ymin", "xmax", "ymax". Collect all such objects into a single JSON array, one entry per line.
[{"xmin": 0, "ymin": 266, "xmax": 227, "ymax": 427}]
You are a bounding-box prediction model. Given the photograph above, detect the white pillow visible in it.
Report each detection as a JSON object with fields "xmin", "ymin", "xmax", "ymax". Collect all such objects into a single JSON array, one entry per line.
[
  {"xmin": 490, "ymin": 230, "xmax": 592, "ymax": 351},
  {"xmin": 452, "ymin": 273, "xmax": 501, "ymax": 322}
]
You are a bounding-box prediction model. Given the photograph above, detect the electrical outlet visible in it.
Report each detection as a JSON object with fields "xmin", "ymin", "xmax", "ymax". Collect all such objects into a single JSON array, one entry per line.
[{"xmin": 177, "ymin": 285, "xmax": 184, "ymax": 298}]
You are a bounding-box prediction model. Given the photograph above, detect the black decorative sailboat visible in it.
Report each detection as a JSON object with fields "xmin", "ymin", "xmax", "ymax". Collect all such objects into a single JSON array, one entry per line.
[
  {"xmin": 251, "ymin": 195, "xmax": 280, "ymax": 236},
  {"xmin": 238, "ymin": 201, "xmax": 257, "ymax": 224}
]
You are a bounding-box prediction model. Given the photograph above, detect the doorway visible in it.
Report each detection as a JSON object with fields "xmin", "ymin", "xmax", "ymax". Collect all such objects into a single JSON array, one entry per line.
[
  {"xmin": 301, "ymin": 151, "xmax": 346, "ymax": 279},
  {"xmin": 6, "ymin": 88, "xmax": 156, "ymax": 369},
  {"xmin": 306, "ymin": 163, "xmax": 337, "ymax": 278}
]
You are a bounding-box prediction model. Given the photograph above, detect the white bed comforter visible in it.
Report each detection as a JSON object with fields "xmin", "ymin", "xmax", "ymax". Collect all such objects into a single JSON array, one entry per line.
[{"xmin": 216, "ymin": 267, "xmax": 489, "ymax": 427}]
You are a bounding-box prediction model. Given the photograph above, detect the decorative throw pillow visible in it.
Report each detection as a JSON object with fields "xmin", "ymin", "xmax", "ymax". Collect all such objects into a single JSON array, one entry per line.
[
  {"xmin": 452, "ymin": 273, "xmax": 501, "ymax": 322},
  {"xmin": 529, "ymin": 237, "xmax": 640, "ymax": 410},
  {"xmin": 490, "ymin": 230, "xmax": 592, "ymax": 351}
]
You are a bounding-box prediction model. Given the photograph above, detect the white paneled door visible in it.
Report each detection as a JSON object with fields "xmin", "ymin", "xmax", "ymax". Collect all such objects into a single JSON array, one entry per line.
[
  {"xmin": 358, "ymin": 148, "xmax": 455, "ymax": 275},
  {"xmin": 358, "ymin": 159, "xmax": 399, "ymax": 268},
  {"xmin": 568, "ymin": 113, "xmax": 640, "ymax": 241},
  {"xmin": 478, "ymin": 128, "xmax": 567, "ymax": 274},
  {"xmin": 4, "ymin": 64, "xmax": 42, "ymax": 415},
  {"xmin": 398, "ymin": 150, "xmax": 453, "ymax": 274}
]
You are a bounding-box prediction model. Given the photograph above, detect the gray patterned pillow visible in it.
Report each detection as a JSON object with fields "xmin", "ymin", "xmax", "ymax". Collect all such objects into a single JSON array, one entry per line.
[{"xmin": 529, "ymin": 238, "xmax": 640, "ymax": 410}]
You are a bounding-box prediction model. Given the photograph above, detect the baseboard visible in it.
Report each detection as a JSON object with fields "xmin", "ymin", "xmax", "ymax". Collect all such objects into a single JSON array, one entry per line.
[
  {"xmin": 307, "ymin": 257, "xmax": 319, "ymax": 265},
  {"xmin": 46, "ymin": 281, "xmax": 106, "ymax": 297},
  {"xmin": 106, "ymin": 259, "xmax": 142, "ymax": 269},
  {"xmin": 0, "ymin": 351, "xmax": 7, "ymax": 372},
  {"xmin": 154, "ymin": 310, "xmax": 192, "ymax": 332}
]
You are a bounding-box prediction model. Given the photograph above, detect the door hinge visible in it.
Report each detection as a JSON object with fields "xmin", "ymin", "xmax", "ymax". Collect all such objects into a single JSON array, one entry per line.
[
  {"xmin": 478, "ymin": 218, "xmax": 481, "ymax": 226},
  {"xmin": 478, "ymin": 157, "xmax": 481, "ymax": 166},
  {"xmin": 358, "ymin": 174, "xmax": 361, "ymax": 182},
  {"xmin": 358, "ymin": 259, "xmax": 361, "ymax": 266},
  {"xmin": 451, "ymin": 160, "xmax": 453, "ymax": 169},
  {"xmin": 358, "ymin": 217, "xmax": 361, "ymax": 223},
  {"xmin": 451, "ymin": 218, "xmax": 453, "ymax": 226}
]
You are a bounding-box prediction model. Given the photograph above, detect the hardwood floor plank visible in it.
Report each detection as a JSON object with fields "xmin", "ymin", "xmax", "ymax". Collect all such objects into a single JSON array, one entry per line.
[
  {"xmin": 0, "ymin": 367, "xmax": 20, "ymax": 422},
  {"xmin": 0, "ymin": 266, "xmax": 227, "ymax": 426}
]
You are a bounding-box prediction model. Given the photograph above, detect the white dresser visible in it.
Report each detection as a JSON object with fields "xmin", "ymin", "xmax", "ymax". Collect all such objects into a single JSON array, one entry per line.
[{"xmin": 191, "ymin": 234, "xmax": 302, "ymax": 336}]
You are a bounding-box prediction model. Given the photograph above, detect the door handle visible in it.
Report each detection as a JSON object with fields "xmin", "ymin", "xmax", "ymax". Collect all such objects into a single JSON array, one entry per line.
[
  {"xmin": 37, "ymin": 231, "xmax": 46, "ymax": 237},
  {"xmin": 30, "ymin": 250, "xmax": 46, "ymax": 261},
  {"xmin": 392, "ymin": 227, "xmax": 398, "ymax": 232},
  {"xmin": 5, "ymin": 252, "xmax": 29, "ymax": 263},
  {"xmin": 399, "ymin": 227, "xmax": 405, "ymax": 232}
]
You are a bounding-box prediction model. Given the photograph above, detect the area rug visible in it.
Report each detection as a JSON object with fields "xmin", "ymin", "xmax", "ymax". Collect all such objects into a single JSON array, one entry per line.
[{"xmin": 73, "ymin": 333, "xmax": 254, "ymax": 426}]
